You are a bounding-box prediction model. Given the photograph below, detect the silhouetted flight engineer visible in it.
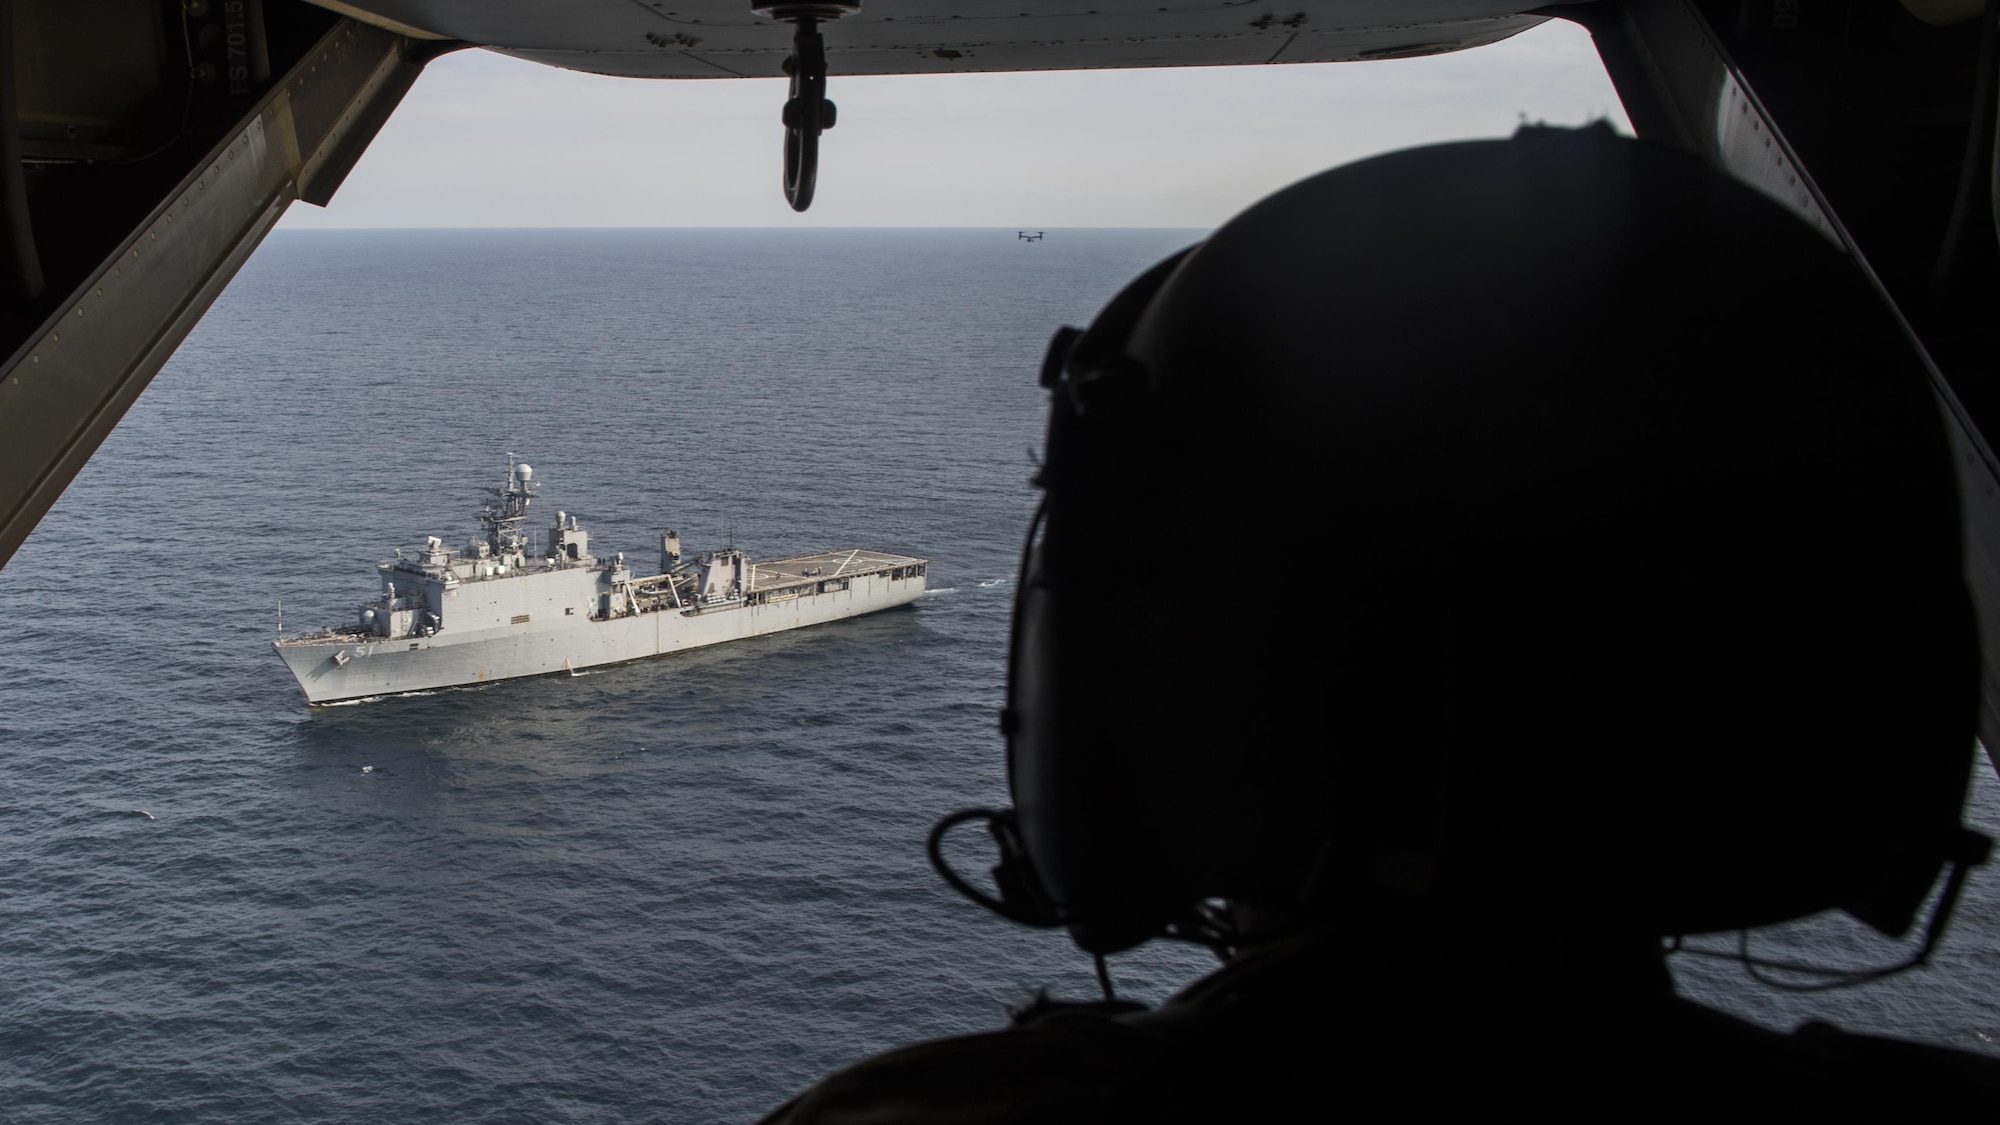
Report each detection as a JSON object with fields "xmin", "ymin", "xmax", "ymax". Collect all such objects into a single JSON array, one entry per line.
[{"xmin": 762, "ymin": 123, "xmax": 2000, "ymax": 1121}]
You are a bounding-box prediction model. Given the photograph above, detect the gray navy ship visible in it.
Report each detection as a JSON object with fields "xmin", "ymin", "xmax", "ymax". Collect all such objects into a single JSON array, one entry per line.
[{"xmin": 274, "ymin": 458, "xmax": 928, "ymax": 705}]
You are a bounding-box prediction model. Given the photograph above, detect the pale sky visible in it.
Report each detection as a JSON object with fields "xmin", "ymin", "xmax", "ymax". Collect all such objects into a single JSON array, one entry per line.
[{"xmin": 279, "ymin": 17, "xmax": 1630, "ymax": 229}]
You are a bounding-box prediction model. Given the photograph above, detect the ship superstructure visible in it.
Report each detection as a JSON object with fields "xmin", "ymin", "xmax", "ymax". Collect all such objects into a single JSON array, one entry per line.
[{"xmin": 274, "ymin": 459, "xmax": 927, "ymax": 705}]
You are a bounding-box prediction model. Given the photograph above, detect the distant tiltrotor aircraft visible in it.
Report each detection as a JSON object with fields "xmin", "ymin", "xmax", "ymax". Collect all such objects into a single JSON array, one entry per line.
[{"xmin": 1018, "ymin": 231, "xmax": 1045, "ymax": 242}]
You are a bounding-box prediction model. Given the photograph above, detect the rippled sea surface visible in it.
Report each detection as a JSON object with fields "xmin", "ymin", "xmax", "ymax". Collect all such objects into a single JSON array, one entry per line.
[{"xmin": 1, "ymin": 228, "xmax": 1996, "ymax": 1122}]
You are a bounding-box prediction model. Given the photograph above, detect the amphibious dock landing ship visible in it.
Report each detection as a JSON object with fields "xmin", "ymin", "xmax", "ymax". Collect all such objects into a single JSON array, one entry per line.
[{"xmin": 274, "ymin": 459, "xmax": 928, "ymax": 705}]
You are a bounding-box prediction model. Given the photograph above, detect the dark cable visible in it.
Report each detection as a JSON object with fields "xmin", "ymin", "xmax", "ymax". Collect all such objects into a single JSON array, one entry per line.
[
  {"xmin": 1094, "ymin": 953, "xmax": 1115, "ymax": 1002},
  {"xmin": 926, "ymin": 807, "xmax": 1062, "ymax": 929},
  {"xmin": 927, "ymin": 809, "xmax": 1016, "ymax": 917},
  {"xmin": 106, "ymin": 3, "xmax": 205, "ymax": 166},
  {"xmin": 1933, "ymin": 0, "xmax": 2000, "ymax": 293},
  {"xmin": 1666, "ymin": 833, "xmax": 1986, "ymax": 993}
]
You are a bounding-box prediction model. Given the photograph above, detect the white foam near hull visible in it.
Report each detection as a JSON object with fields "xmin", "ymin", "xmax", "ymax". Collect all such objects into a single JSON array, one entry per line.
[{"xmin": 276, "ymin": 570, "xmax": 924, "ymax": 705}]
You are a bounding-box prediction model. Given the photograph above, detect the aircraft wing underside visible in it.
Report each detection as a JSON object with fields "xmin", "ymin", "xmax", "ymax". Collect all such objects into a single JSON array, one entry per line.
[
  {"xmin": 304, "ymin": 0, "xmax": 1559, "ymax": 77},
  {"xmin": 3, "ymin": 0, "xmax": 2000, "ymax": 769}
]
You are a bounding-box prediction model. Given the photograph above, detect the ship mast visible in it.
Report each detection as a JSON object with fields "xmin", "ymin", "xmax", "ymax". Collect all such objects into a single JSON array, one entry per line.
[{"xmin": 480, "ymin": 454, "xmax": 539, "ymax": 559}]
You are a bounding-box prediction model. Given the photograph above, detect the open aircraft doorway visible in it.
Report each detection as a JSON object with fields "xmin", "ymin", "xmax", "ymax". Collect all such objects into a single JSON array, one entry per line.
[{"xmin": 2, "ymin": 2, "xmax": 1997, "ymax": 1119}]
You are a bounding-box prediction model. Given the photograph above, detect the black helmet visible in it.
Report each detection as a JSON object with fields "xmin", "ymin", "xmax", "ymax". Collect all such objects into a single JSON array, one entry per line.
[{"xmin": 958, "ymin": 124, "xmax": 1982, "ymax": 955}]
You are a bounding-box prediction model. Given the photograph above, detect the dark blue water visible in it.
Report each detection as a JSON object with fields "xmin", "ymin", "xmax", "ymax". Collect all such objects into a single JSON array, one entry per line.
[{"xmin": 1, "ymin": 228, "xmax": 1996, "ymax": 1122}]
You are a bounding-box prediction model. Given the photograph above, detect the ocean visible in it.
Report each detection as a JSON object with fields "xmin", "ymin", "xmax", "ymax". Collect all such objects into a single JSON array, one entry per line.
[{"xmin": 1, "ymin": 228, "xmax": 1995, "ymax": 1121}]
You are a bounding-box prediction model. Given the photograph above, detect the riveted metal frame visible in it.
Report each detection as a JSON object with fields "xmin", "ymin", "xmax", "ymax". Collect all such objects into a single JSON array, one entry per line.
[
  {"xmin": 0, "ymin": 18, "xmax": 452, "ymax": 568},
  {"xmin": 1573, "ymin": 0, "xmax": 2000, "ymax": 767}
]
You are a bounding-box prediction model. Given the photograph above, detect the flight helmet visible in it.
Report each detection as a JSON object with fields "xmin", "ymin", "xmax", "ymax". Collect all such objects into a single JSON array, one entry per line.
[{"xmin": 941, "ymin": 124, "xmax": 1984, "ymax": 956}]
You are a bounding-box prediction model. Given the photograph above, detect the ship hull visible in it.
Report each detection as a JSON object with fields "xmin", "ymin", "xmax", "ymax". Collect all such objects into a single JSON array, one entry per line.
[{"xmin": 275, "ymin": 569, "xmax": 924, "ymax": 705}]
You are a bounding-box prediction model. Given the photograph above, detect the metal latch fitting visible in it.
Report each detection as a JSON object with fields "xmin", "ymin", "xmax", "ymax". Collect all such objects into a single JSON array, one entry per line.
[{"xmin": 751, "ymin": 3, "xmax": 861, "ymax": 212}]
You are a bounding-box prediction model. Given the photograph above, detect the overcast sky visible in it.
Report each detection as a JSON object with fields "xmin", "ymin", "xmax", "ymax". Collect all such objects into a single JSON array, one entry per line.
[{"xmin": 278, "ymin": 17, "xmax": 1630, "ymax": 229}]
